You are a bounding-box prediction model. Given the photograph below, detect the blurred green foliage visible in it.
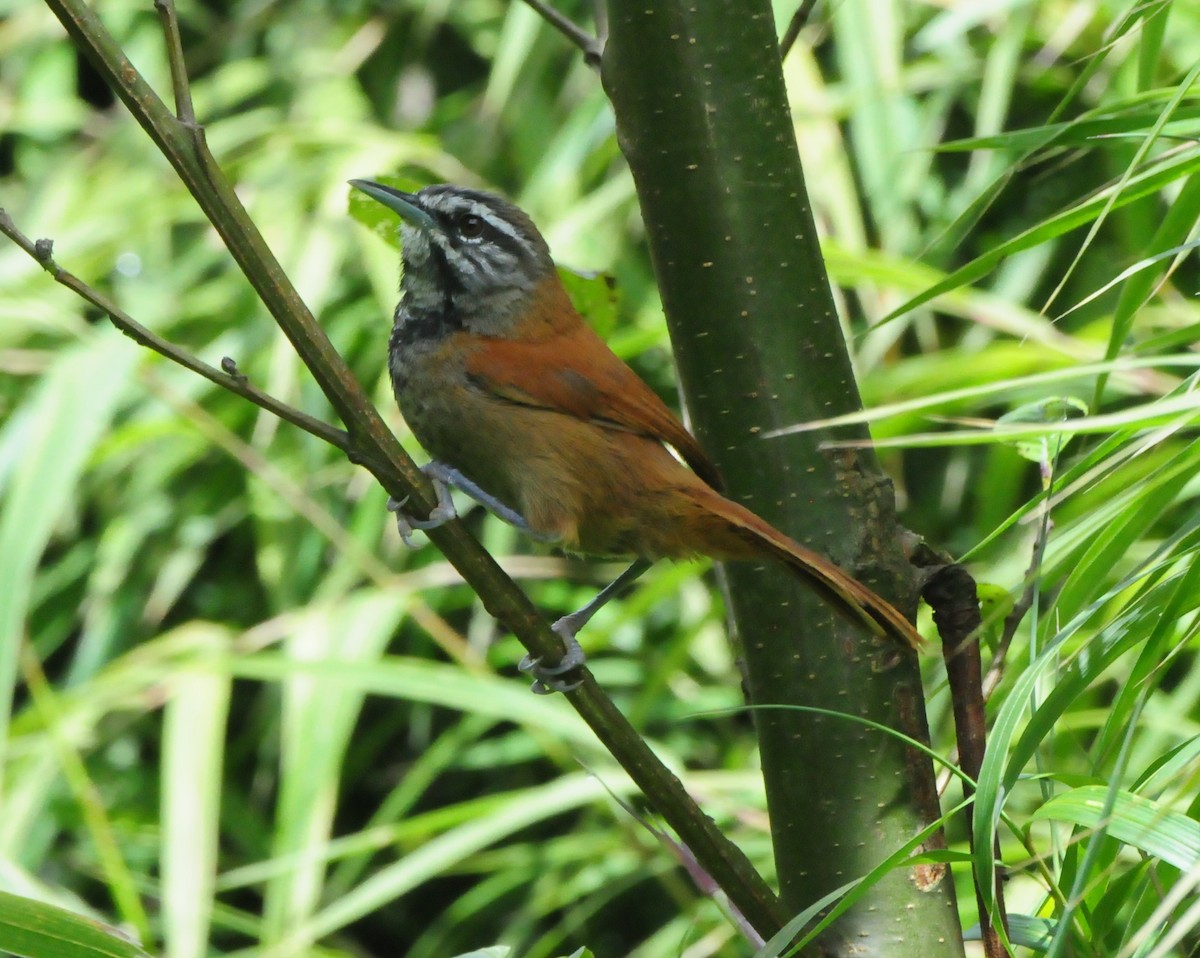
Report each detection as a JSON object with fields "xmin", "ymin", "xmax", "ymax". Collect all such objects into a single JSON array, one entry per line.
[{"xmin": 3, "ymin": 0, "xmax": 1200, "ymax": 956}]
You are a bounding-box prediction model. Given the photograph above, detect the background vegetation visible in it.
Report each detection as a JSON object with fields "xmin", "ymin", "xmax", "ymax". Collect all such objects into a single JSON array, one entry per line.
[{"xmin": 2, "ymin": 0, "xmax": 1200, "ymax": 956}]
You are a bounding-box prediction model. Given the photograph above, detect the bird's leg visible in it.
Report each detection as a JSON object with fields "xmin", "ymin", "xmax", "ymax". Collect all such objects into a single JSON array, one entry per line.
[
  {"xmin": 387, "ymin": 465, "xmax": 458, "ymax": 548},
  {"xmin": 388, "ymin": 461, "xmax": 557, "ymax": 547},
  {"xmin": 389, "ymin": 461, "xmax": 558, "ymax": 547},
  {"xmin": 519, "ymin": 559, "xmax": 652, "ymax": 694},
  {"xmin": 390, "ymin": 463, "xmax": 651, "ymax": 695},
  {"xmin": 424, "ymin": 462, "xmax": 558, "ymax": 542}
]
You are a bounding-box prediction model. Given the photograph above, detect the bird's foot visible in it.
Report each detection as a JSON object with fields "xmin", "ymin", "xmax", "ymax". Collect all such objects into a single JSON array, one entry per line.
[
  {"xmin": 387, "ymin": 467, "xmax": 457, "ymax": 547},
  {"xmin": 517, "ymin": 617, "xmax": 588, "ymax": 695}
]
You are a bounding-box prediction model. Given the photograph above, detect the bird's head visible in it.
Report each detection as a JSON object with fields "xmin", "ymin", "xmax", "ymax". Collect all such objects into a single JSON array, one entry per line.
[{"xmin": 351, "ymin": 180, "xmax": 555, "ymax": 335}]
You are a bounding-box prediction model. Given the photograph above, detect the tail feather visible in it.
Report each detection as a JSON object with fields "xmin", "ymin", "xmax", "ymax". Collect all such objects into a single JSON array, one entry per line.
[{"xmin": 695, "ymin": 489, "xmax": 924, "ymax": 651}]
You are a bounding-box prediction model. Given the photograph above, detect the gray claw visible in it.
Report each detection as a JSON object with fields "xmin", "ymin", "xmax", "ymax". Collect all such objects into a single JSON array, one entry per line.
[
  {"xmin": 387, "ymin": 475, "xmax": 457, "ymax": 546},
  {"xmin": 395, "ymin": 516, "xmax": 419, "ymax": 549},
  {"xmin": 529, "ymin": 671, "xmax": 584, "ymax": 695},
  {"xmin": 517, "ymin": 625, "xmax": 587, "ymax": 694},
  {"xmin": 385, "ymin": 495, "xmax": 409, "ymax": 513},
  {"xmin": 520, "ymin": 657, "xmax": 584, "ymax": 694}
]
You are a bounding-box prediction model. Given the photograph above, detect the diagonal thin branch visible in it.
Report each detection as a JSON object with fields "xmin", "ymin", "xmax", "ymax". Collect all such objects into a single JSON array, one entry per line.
[
  {"xmin": 998, "ymin": 500, "xmax": 1052, "ymax": 654},
  {"xmin": 154, "ymin": 0, "xmax": 194, "ymax": 123},
  {"xmin": 0, "ymin": 209, "xmax": 370, "ymax": 469},
  {"xmin": 779, "ymin": 0, "xmax": 818, "ymax": 61},
  {"xmin": 23, "ymin": 0, "xmax": 788, "ymax": 939},
  {"xmin": 518, "ymin": 0, "xmax": 603, "ymax": 66},
  {"xmin": 591, "ymin": 0, "xmax": 608, "ymax": 45}
]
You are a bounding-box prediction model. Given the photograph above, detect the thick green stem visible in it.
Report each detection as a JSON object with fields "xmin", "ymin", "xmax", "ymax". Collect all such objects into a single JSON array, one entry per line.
[{"xmin": 604, "ymin": 2, "xmax": 963, "ymax": 953}]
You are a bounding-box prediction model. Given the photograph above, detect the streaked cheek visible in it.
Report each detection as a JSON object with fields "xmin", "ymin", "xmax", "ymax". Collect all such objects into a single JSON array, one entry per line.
[
  {"xmin": 461, "ymin": 247, "xmax": 520, "ymax": 291},
  {"xmin": 401, "ymin": 229, "xmax": 433, "ymax": 267}
]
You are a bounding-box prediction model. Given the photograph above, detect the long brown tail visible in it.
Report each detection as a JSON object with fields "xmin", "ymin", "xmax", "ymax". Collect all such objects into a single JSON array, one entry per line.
[{"xmin": 691, "ymin": 486, "xmax": 924, "ymax": 651}]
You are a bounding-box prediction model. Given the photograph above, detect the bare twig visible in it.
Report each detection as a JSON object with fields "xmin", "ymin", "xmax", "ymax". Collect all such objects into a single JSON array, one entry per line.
[
  {"xmin": 921, "ymin": 565, "xmax": 1008, "ymax": 958},
  {"xmin": 779, "ymin": 0, "xmax": 818, "ymax": 60},
  {"xmin": 591, "ymin": 0, "xmax": 608, "ymax": 47},
  {"xmin": 153, "ymin": 0, "xmax": 195, "ymax": 123},
  {"xmin": 0, "ymin": 208, "xmax": 371, "ymax": 470},
  {"xmin": 968, "ymin": 465, "xmax": 1055, "ymax": 717},
  {"xmin": 519, "ymin": 0, "xmax": 603, "ymax": 66},
  {"xmin": 999, "ymin": 502, "xmax": 1053, "ymax": 653},
  {"xmin": 930, "ymin": 457, "xmax": 1056, "ymax": 797},
  {"xmin": 589, "ymin": 771, "xmax": 764, "ymax": 948}
]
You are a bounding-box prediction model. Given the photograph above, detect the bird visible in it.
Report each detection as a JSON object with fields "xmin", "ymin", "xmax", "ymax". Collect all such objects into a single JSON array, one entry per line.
[{"xmin": 350, "ymin": 179, "xmax": 922, "ymax": 692}]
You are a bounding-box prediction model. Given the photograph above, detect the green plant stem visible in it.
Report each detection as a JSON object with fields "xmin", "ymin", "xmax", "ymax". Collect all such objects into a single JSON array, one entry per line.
[
  {"xmin": 603, "ymin": 1, "xmax": 962, "ymax": 953},
  {"xmin": 35, "ymin": 0, "xmax": 786, "ymax": 939}
]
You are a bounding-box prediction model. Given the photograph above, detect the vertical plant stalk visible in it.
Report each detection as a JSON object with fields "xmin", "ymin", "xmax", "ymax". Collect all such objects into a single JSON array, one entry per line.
[
  {"xmin": 923, "ymin": 565, "xmax": 1008, "ymax": 958},
  {"xmin": 35, "ymin": 0, "xmax": 788, "ymax": 941},
  {"xmin": 603, "ymin": 2, "xmax": 963, "ymax": 954}
]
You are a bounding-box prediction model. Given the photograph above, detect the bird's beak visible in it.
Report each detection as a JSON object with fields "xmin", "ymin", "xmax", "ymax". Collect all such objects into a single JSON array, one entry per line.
[{"xmin": 349, "ymin": 179, "xmax": 437, "ymax": 232}]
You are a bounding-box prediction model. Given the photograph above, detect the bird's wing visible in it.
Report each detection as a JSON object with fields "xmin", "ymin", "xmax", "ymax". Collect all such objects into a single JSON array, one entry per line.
[{"xmin": 462, "ymin": 326, "xmax": 724, "ymax": 491}]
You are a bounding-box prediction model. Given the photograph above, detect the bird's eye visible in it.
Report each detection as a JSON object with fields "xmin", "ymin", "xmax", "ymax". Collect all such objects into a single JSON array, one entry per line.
[{"xmin": 458, "ymin": 214, "xmax": 485, "ymax": 239}]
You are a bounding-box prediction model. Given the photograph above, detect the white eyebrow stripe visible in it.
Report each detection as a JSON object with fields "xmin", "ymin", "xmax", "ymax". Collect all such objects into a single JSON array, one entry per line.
[
  {"xmin": 459, "ymin": 198, "xmax": 539, "ymax": 260},
  {"xmin": 420, "ymin": 189, "xmax": 544, "ymax": 265}
]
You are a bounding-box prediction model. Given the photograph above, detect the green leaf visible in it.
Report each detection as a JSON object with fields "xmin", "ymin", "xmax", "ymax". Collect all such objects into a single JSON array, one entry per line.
[
  {"xmin": 966, "ymin": 913, "xmax": 1055, "ymax": 952},
  {"xmin": 1032, "ymin": 786, "xmax": 1200, "ymax": 871},
  {"xmin": 882, "ymin": 147, "xmax": 1200, "ymax": 322},
  {"xmin": 995, "ymin": 396, "xmax": 1088, "ymax": 466},
  {"xmin": 0, "ymin": 336, "xmax": 135, "ymax": 786},
  {"xmin": 934, "ymin": 101, "xmax": 1200, "ymax": 154},
  {"xmin": 0, "ymin": 891, "xmax": 152, "ymax": 958},
  {"xmin": 558, "ymin": 268, "xmax": 618, "ymax": 337}
]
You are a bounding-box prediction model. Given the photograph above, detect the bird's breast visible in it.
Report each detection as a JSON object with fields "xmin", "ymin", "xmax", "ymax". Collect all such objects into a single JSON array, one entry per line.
[{"xmin": 387, "ymin": 330, "xmax": 530, "ymax": 519}]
